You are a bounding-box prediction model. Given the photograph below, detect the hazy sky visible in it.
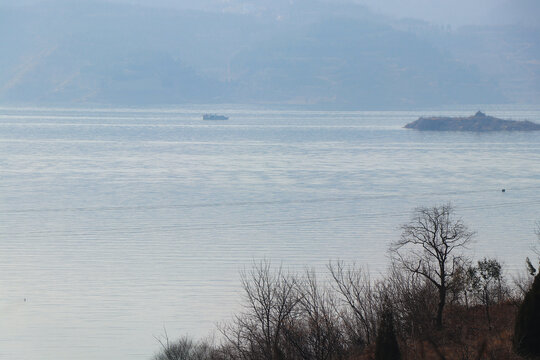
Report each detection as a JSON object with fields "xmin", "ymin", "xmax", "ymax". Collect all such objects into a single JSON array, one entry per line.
[
  {"xmin": 8, "ymin": 0, "xmax": 539, "ymax": 26},
  {"xmin": 353, "ymin": 0, "xmax": 540, "ymax": 26}
]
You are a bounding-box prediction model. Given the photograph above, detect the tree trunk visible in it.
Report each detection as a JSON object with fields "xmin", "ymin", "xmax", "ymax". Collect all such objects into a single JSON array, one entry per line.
[
  {"xmin": 484, "ymin": 292, "xmax": 492, "ymax": 331},
  {"xmin": 436, "ymin": 285, "xmax": 446, "ymax": 328}
]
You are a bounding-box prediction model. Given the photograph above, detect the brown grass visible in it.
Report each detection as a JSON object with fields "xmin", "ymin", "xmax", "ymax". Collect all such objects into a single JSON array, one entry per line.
[{"xmin": 354, "ymin": 303, "xmax": 522, "ymax": 360}]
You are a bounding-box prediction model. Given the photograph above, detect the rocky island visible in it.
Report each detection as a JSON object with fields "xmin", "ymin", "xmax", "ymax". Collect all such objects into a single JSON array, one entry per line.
[{"xmin": 404, "ymin": 111, "xmax": 540, "ymax": 132}]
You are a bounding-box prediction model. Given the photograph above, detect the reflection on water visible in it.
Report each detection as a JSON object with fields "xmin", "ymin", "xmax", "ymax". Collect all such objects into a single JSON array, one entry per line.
[{"xmin": 0, "ymin": 106, "xmax": 539, "ymax": 360}]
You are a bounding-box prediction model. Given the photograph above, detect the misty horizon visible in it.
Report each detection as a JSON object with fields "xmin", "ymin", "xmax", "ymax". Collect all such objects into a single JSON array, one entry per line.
[{"xmin": 1, "ymin": 0, "xmax": 539, "ymax": 108}]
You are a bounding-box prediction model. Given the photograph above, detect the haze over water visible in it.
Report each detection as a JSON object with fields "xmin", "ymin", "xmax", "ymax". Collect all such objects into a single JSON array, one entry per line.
[{"xmin": 0, "ymin": 105, "xmax": 539, "ymax": 360}]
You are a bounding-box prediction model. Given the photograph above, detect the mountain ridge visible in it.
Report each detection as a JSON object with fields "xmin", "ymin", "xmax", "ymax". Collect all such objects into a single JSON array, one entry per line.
[{"xmin": 1, "ymin": 1, "xmax": 538, "ymax": 107}]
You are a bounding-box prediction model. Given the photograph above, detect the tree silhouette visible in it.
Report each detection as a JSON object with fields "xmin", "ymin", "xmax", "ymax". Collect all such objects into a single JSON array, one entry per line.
[
  {"xmin": 375, "ymin": 307, "xmax": 401, "ymax": 360},
  {"xmin": 391, "ymin": 204, "xmax": 474, "ymax": 328},
  {"xmin": 514, "ymin": 272, "xmax": 540, "ymax": 358}
]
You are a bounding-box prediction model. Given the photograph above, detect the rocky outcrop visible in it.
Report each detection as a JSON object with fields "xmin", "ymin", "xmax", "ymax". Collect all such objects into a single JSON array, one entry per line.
[{"xmin": 404, "ymin": 111, "xmax": 540, "ymax": 132}]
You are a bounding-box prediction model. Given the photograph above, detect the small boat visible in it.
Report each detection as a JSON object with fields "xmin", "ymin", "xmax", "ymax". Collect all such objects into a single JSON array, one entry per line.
[{"xmin": 203, "ymin": 113, "xmax": 229, "ymax": 120}]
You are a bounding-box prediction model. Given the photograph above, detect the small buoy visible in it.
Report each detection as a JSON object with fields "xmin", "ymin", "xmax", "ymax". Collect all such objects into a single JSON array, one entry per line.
[
  {"xmin": 502, "ymin": 189, "xmax": 506, "ymax": 193},
  {"xmin": 24, "ymin": 298, "xmax": 27, "ymax": 302}
]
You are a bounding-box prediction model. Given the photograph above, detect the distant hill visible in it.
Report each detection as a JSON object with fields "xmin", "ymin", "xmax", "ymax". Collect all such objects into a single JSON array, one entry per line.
[
  {"xmin": 404, "ymin": 111, "xmax": 540, "ymax": 131},
  {"xmin": 0, "ymin": 0, "xmax": 537, "ymax": 107}
]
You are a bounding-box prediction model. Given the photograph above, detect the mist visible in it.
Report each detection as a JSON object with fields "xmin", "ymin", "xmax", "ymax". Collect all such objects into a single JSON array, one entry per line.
[{"xmin": 1, "ymin": 0, "xmax": 539, "ymax": 107}]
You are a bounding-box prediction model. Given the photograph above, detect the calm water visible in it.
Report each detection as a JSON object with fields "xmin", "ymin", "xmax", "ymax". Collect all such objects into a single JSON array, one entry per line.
[{"xmin": 0, "ymin": 105, "xmax": 539, "ymax": 359}]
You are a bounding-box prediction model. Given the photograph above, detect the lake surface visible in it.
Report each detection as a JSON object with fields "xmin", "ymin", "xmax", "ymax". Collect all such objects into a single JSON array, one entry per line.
[{"xmin": 0, "ymin": 105, "xmax": 539, "ymax": 360}]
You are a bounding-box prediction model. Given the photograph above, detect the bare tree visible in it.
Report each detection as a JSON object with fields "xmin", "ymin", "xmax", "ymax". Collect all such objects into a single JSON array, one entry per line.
[
  {"xmin": 382, "ymin": 263, "xmax": 438, "ymax": 339},
  {"xmin": 284, "ymin": 270, "xmax": 344, "ymax": 360},
  {"xmin": 154, "ymin": 333, "xmax": 219, "ymax": 360},
  {"xmin": 220, "ymin": 261, "xmax": 302, "ymax": 360},
  {"xmin": 328, "ymin": 261, "xmax": 380, "ymax": 348},
  {"xmin": 390, "ymin": 204, "xmax": 474, "ymax": 328}
]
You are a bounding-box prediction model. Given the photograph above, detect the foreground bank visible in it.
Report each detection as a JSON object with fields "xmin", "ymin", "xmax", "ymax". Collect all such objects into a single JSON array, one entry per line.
[{"xmin": 153, "ymin": 205, "xmax": 540, "ymax": 360}]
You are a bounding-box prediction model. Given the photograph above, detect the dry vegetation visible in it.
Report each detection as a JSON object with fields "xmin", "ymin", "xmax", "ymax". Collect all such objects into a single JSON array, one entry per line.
[{"xmin": 153, "ymin": 206, "xmax": 539, "ymax": 360}]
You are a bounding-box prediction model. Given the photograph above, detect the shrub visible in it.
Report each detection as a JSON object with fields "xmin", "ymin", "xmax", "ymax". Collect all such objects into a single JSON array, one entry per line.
[
  {"xmin": 514, "ymin": 272, "xmax": 540, "ymax": 358},
  {"xmin": 375, "ymin": 308, "xmax": 401, "ymax": 360}
]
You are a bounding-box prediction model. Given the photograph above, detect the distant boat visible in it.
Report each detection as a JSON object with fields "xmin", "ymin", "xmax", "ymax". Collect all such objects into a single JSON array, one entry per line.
[{"xmin": 203, "ymin": 113, "xmax": 229, "ymax": 121}]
